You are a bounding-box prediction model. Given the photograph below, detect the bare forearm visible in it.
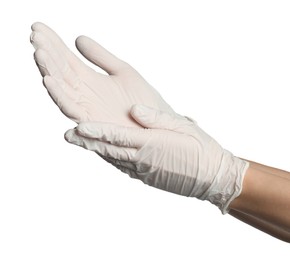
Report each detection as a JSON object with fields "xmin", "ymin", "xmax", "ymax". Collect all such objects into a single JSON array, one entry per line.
[
  {"xmin": 229, "ymin": 161, "xmax": 290, "ymax": 240},
  {"xmin": 229, "ymin": 209, "xmax": 290, "ymax": 242},
  {"xmin": 247, "ymin": 160, "xmax": 290, "ymax": 180}
]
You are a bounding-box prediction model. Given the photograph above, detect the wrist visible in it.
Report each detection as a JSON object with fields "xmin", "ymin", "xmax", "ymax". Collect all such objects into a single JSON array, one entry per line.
[{"xmin": 202, "ymin": 152, "xmax": 249, "ymax": 214}]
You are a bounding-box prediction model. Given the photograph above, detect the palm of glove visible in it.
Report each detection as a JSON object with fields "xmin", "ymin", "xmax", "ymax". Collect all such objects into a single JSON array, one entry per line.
[{"xmin": 31, "ymin": 22, "xmax": 174, "ymax": 126}]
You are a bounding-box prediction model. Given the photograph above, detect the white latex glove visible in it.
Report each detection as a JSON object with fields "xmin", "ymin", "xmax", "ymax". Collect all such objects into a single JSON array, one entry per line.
[
  {"xmin": 65, "ymin": 105, "xmax": 249, "ymax": 214},
  {"xmin": 30, "ymin": 22, "xmax": 174, "ymax": 126}
]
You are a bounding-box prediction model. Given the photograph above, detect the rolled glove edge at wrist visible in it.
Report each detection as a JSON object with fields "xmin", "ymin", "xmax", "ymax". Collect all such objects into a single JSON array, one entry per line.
[{"xmin": 199, "ymin": 151, "xmax": 249, "ymax": 214}]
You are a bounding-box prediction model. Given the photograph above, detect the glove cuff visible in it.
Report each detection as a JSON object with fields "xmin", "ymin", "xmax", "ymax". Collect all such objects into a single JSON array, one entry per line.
[{"xmin": 200, "ymin": 151, "xmax": 249, "ymax": 214}]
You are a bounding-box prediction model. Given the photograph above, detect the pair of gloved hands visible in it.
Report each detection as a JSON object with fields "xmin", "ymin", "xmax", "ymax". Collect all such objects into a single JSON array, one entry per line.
[{"xmin": 31, "ymin": 22, "xmax": 248, "ymax": 214}]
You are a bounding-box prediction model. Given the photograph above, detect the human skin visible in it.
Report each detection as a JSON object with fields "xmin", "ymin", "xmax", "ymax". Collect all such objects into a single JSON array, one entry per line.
[{"xmin": 229, "ymin": 161, "xmax": 290, "ymax": 242}]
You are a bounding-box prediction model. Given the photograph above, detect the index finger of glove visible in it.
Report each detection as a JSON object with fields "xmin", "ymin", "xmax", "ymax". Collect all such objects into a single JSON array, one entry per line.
[
  {"xmin": 31, "ymin": 22, "xmax": 71, "ymax": 56},
  {"xmin": 76, "ymin": 122, "xmax": 154, "ymax": 148},
  {"xmin": 65, "ymin": 128, "xmax": 137, "ymax": 161},
  {"xmin": 31, "ymin": 22, "xmax": 86, "ymax": 73}
]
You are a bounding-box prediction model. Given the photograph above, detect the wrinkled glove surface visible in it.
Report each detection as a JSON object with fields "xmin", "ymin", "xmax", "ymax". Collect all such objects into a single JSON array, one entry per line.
[{"xmin": 65, "ymin": 105, "xmax": 249, "ymax": 213}]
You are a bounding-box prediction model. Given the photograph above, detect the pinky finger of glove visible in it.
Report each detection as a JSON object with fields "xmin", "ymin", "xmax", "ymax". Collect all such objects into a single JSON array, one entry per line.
[
  {"xmin": 64, "ymin": 128, "xmax": 137, "ymax": 161},
  {"xmin": 32, "ymin": 22, "xmax": 73, "ymax": 60}
]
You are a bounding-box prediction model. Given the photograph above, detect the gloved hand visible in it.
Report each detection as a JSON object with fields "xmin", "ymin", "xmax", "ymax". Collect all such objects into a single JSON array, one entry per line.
[
  {"xmin": 65, "ymin": 105, "xmax": 249, "ymax": 214},
  {"xmin": 30, "ymin": 22, "xmax": 174, "ymax": 126}
]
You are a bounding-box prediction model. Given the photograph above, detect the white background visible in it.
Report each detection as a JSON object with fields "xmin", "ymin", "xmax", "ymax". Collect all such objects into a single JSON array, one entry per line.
[{"xmin": 1, "ymin": 0, "xmax": 290, "ymax": 259}]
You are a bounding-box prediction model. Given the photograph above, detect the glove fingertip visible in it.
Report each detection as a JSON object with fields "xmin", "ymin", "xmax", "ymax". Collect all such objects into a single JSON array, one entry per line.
[
  {"xmin": 64, "ymin": 129, "xmax": 75, "ymax": 142},
  {"xmin": 75, "ymin": 35, "xmax": 86, "ymax": 47},
  {"xmin": 31, "ymin": 22, "xmax": 46, "ymax": 32},
  {"xmin": 75, "ymin": 35, "xmax": 92, "ymax": 52},
  {"xmin": 130, "ymin": 104, "xmax": 156, "ymax": 127},
  {"xmin": 131, "ymin": 104, "xmax": 152, "ymax": 115}
]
